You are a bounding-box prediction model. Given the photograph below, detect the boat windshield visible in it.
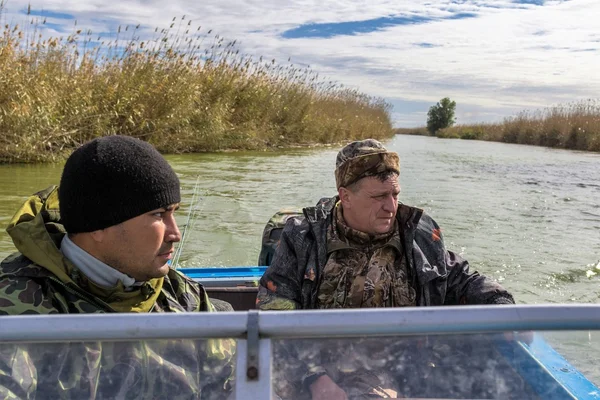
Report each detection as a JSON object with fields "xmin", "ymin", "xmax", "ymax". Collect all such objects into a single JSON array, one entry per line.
[{"xmin": 0, "ymin": 308, "xmax": 598, "ymax": 400}]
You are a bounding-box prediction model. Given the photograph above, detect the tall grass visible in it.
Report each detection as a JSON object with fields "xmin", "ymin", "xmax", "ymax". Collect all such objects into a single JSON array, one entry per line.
[
  {"xmin": 393, "ymin": 127, "xmax": 429, "ymax": 136},
  {"xmin": 0, "ymin": 8, "xmax": 393, "ymax": 163},
  {"xmin": 436, "ymin": 100, "xmax": 600, "ymax": 152}
]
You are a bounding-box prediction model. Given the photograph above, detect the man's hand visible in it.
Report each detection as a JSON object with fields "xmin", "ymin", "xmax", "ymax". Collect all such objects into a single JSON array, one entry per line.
[{"xmin": 309, "ymin": 374, "xmax": 348, "ymax": 400}]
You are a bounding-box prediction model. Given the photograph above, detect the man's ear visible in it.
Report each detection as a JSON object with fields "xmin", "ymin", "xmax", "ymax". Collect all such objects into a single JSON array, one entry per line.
[
  {"xmin": 338, "ymin": 187, "xmax": 351, "ymax": 209},
  {"xmin": 89, "ymin": 229, "xmax": 106, "ymax": 243}
]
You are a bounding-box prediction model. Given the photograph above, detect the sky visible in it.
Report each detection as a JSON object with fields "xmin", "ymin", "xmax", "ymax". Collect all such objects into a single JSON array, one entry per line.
[{"xmin": 1, "ymin": 0, "xmax": 598, "ymax": 127}]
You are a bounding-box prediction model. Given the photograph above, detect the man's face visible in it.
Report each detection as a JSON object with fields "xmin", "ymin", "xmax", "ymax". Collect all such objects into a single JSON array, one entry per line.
[
  {"xmin": 97, "ymin": 204, "xmax": 181, "ymax": 281},
  {"xmin": 339, "ymin": 175, "xmax": 400, "ymax": 235}
]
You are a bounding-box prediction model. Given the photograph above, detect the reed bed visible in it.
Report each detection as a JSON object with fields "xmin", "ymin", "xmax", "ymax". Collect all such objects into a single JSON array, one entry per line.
[
  {"xmin": 435, "ymin": 100, "xmax": 600, "ymax": 152},
  {"xmin": 0, "ymin": 8, "xmax": 393, "ymax": 163},
  {"xmin": 393, "ymin": 127, "xmax": 429, "ymax": 136}
]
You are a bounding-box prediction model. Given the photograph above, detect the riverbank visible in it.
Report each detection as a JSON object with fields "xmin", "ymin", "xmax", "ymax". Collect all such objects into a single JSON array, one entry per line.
[
  {"xmin": 394, "ymin": 100, "xmax": 600, "ymax": 152},
  {"xmin": 0, "ymin": 14, "xmax": 393, "ymax": 164}
]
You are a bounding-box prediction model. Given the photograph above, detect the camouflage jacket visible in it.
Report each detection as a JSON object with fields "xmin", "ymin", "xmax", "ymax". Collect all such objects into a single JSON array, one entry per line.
[
  {"xmin": 257, "ymin": 196, "xmax": 515, "ymax": 310},
  {"xmin": 0, "ymin": 186, "xmax": 234, "ymax": 399},
  {"xmin": 257, "ymin": 197, "xmax": 514, "ymax": 397}
]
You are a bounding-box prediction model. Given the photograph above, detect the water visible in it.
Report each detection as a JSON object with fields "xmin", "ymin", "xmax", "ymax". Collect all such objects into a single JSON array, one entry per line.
[{"xmin": 1, "ymin": 135, "xmax": 599, "ymax": 380}]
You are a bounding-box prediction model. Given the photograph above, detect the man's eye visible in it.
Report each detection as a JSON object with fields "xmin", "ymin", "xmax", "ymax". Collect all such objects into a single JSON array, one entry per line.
[{"xmin": 153, "ymin": 212, "xmax": 164, "ymax": 218}]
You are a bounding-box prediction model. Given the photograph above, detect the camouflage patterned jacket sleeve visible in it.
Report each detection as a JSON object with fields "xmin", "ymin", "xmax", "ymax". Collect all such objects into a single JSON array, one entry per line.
[
  {"xmin": 413, "ymin": 213, "xmax": 515, "ymax": 305},
  {"xmin": 256, "ymin": 216, "xmax": 330, "ymax": 397},
  {"xmin": 256, "ymin": 216, "xmax": 306, "ymax": 311}
]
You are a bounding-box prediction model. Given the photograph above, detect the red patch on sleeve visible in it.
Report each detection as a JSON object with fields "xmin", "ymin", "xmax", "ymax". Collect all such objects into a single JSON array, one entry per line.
[
  {"xmin": 266, "ymin": 280, "xmax": 277, "ymax": 292},
  {"xmin": 304, "ymin": 268, "xmax": 316, "ymax": 281},
  {"xmin": 432, "ymin": 228, "xmax": 442, "ymax": 241}
]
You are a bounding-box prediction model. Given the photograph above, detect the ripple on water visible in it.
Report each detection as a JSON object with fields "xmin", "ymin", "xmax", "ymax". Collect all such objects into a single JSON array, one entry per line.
[{"xmin": 581, "ymin": 210, "xmax": 600, "ymax": 219}]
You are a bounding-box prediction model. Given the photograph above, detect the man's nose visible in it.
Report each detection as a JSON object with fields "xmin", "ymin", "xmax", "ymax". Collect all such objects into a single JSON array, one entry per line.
[
  {"xmin": 165, "ymin": 215, "xmax": 182, "ymax": 242},
  {"xmin": 382, "ymin": 195, "xmax": 396, "ymax": 212}
]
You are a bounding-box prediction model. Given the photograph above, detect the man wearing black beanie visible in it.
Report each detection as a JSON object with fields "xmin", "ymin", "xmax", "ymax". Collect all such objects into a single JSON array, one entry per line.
[
  {"xmin": 0, "ymin": 135, "xmax": 234, "ymax": 399},
  {"xmin": 58, "ymin": 135, "xmax": 183, "ymax": 283}
]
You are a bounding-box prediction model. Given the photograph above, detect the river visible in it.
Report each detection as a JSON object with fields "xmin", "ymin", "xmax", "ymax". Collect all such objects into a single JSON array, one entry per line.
[{"xmin": 0, "ymin": 135, "xmax": 599, "ymax": 382}]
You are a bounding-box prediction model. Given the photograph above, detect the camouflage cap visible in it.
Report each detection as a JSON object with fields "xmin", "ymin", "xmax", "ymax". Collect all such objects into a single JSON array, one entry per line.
[{"xmin": 334, "ymin": 139, "xmax": 400, "ymax": 189}]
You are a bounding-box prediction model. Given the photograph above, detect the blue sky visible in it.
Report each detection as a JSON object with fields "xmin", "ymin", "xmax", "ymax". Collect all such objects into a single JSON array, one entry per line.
[{"xmin": 2, "ymin": 0, "xmax": 598, "ymax": 127}]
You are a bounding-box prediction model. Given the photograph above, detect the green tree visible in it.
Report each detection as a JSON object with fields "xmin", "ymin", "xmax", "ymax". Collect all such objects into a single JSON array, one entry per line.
[{"xmin": 427, "ymin": 97, "xmax": 456, "ymax": 134}]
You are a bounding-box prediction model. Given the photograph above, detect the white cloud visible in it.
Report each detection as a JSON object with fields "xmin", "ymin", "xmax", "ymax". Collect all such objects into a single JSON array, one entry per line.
[{"xmin": 2, "ymin": 0, "xmax": 598, "ymax": 126}]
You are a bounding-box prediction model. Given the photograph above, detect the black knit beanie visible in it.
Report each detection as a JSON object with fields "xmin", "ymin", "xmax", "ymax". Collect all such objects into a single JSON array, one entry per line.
[{"xmin": 59, "ymin": 135, "xmax": 181, "ymax": 233}]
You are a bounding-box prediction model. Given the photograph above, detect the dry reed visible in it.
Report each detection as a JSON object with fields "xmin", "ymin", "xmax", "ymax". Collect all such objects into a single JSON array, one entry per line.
[
  {"xmin": 397, "ymin": 100, "xmax": 600, "ymax": 153},
  {"xmin": 0, "ymin": 6, "xmax": 393, "ymax": 163}
]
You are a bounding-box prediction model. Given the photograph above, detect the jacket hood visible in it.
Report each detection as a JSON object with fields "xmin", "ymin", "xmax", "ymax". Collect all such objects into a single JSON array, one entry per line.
[
  {"xmin": 5, "ymin": 185, "xmax": 166, "ymax": 313},
  {"xmin": 6, "ymin": 185, "xmax": 76, "ymax": 285}
]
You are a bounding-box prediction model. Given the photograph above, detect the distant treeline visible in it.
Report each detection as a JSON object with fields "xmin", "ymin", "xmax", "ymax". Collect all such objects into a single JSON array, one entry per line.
[
  {"xmin": 0, "ymin": 12, "xmax": 393, "ymax": 163},
  {"xmin": 394, "ymin": 101, "xmax": 600, "ymax": 152}
]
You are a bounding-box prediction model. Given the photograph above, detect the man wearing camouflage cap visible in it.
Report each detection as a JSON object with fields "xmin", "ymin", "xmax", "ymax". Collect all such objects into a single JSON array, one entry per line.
[{"xmin": 257, "ymin": 139, "xmax": 515, "ymax": 400}]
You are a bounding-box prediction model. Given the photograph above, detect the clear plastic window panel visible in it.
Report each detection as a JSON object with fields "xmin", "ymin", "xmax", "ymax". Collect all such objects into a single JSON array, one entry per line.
[
  {"xmin": 272, "ymin": 331, "xmax": 600, "ymax": 400},
  {"xmin": 0, "ymin": 338, "xmax": 236, "ymax": 400}
]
